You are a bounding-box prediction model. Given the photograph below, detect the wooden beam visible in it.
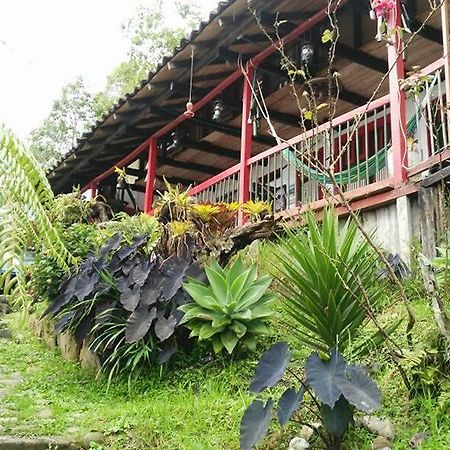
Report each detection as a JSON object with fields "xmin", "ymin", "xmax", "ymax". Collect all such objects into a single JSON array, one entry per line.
[
  {"xmin": 335, "ymin": 43, "xmax": 388, "ymax": 73},
  {"xmin": 422, "ymin": 164, "xmax": 450, "ymax": 187},
  {"xmin": 340, "ymin": 89, "xmax": 369, "ymax": 106},
  {"xmin": 152, "ymin": 105, "xmax": 277, "ymax": 146},
  {"xmin": 184, "ymin": 139, "xmax": 240, "ymax": 160},
  {"xmin": 411, "ymin": 20, "xmax": 442, "ymax": 45},
  {"xmin": 157, "ymin": 156, "xmax": 221, "ymax": 175}
]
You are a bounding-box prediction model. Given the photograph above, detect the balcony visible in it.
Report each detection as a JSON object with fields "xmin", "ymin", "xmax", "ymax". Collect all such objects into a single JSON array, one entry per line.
[{"xmin": 189, "ymin": 57, "xmax": 449, "ymax": 221}]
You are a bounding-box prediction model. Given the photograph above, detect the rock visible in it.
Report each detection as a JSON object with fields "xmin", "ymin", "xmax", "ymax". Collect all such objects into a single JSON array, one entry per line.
[
  {"xmin": 0, "ymin": 436, "xmax": 79, "ymax": 449},
  {"xmin": 41, "ymin": 320, "xmax": 57, "ymax": 349},
  {"xmin": 372, "ymin": 436, "xmax": 392, "ymax": 450},
  {"xmin": 79, "ymin": 339, "xmax": 101, "ymax": 372},
  {"xmin": 81, "ymin": 431, "xmax": 105, "ymax": 447},
  {"xmin": 37, "ymin": 407, "xmax": 53, "ymax": 419},
  {"xmin": 289, "ymin": 437, "xmax": 310, "ymax": 450},
  {"xmin": 58, "ymin": 332, "xmax": 81, "ymax": 361},
  {"xmin": 66, "ymin": 425, "xmax": 81, "ymax": 434},
  {"xmin": 361, "ymin": 416, "xmax": 396, "ymax": 440},
  {"xmin": 0, "ymin": 329, "xmax": 12, "ymax": 339},
  {"xmin": 299, "ymin": 425, "xmax": 314, "ymax": 441},
  {"xmin": 0, "ymin": 304, "xmax": 10, "ymax": 316},
  {"xmin": 410, "ymin": 431, "xmax": 429, "ymax": 448}
]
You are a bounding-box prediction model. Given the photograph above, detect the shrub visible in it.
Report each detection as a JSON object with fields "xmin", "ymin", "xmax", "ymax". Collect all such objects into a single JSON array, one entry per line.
[
  {"xmin": 272, "ymin": 208, "xmax": 389, "ymax": 355},
  {"xmin": 180, "ymin": 258, "xmax": 274, "ymax": 354},
  {"xmin": 45, "ymin": 232, "xmax": 203, "ymax": 378},
  {"xmin": 240, "ymin": 343, "xmax": 381, "ymax": 450},
  {"xmin": 30, "ymin": 223, "xmax": 102, "ymax": 302}
]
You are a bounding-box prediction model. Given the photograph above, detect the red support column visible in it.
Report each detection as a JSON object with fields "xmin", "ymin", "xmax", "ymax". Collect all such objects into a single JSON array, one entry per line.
[
  {"xmin": 238, "ymin": 64, "xmax": 254, "ymax": 226},
  {"xmin": 387, "ymin": 0, "xmax": 407, "ymax": 183},
  {"xmin": 144, "ymin": 138, "xmax": 158, "ymax": 214},
  {"xmin": 90, "ymin": 182, "xmax": 97, "ymax": 198}
]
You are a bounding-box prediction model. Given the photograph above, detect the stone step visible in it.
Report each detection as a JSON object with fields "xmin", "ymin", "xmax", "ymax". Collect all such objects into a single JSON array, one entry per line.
[{"xmin": 0, "ymin": 436, "xmax": 81, "ymax": 450}]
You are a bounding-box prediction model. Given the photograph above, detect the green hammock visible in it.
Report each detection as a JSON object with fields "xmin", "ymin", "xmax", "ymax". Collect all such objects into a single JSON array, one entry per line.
[{"xmin": 282, "ymin": 115, "xmax": 418, "ymax": 185}]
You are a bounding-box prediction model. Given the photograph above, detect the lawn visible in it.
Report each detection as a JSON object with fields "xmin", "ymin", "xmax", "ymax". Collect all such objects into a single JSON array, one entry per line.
[{"xmin": 0, "ymin": 312, "xmax": 255, "ymax": 449}]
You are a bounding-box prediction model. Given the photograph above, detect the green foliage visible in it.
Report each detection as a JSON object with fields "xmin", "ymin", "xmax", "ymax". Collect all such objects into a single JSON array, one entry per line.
[
  {"xmin": 29, "ymin": 223, "xmax": 102, "ymax": 302},
  {"xmin": 94, "ymin": 0, "xmax": 205, "ymax": 116},
  {"xmin": 102, "ymin": 212, "xmax": 161, "ymax": 254},
  {"xmin": 28, "ymin": 77, "xmax": 96, "ymax": 169},
  {"xmin": 432, "ymin": 239, "xmax": 450, "ymax": 285},
  {"xmin": 0, "ymin": 124, "xmax": 75, "ymax": 297},
  {"xmin": 51, "ymin": 192, "xmax": 111, "ymax": 226},
  {"xmin": 272, "ymin": 208, "xmax": 386, "ymax": 355},
  {"xmin": 180, "ymin": 258, "xmax": 274, "ymax": 354}
]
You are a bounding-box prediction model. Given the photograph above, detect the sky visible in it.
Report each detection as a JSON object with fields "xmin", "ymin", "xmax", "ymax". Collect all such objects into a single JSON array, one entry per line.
[{"xmin": 0, "ymin": 0, "xmax": 217, "ymax": 140}]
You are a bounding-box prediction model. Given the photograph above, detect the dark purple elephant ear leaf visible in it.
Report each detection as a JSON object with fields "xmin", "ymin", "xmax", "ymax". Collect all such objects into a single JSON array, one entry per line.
[
  {"xmin": 118, "ymin": 245, "xmax": 135, "ymax": 261},
  {"xmin": 154, "ymin": 315, "xmax": 178, "ymax": 342},
  {"xmin": 74, "ymin": 270, "xmax": 99, "ymax": 301},
  {"xmin": 122, "ymin": 257, "xmax": 139, "ymax": 276},
  {"xmin": 277, "ymin": 387, "xmax": 304, "ymax": 426},
  {"xmin": 131, "ymin": 259, "xmax": 154, "ymax": 287},
  {"xmin": 132, "ymin": 234, "xmax": 147, "ymax": 247},
  {"xmin": 160, "ymin": 256, "xmax": 191, "ymax": 301},
  {"xmin": 116, "ymin": 276, "xmax": 130, "ymax": 294},
  {"xmin": 100, "ymin": 233, "xmax": 122, "ymax": 257},
  {"xmin": 54, "ymin": 311, "xmax": 76, "ymax": 333},
  {"xmin": 305, "ymin": 348, "xmax": 346, "ymax": 408},
  {"xmin": 250, "ymin": 342, "xmax": 291, "ymax": 393},
  {"xmin": 45, "ymin": 276, "xmax": 77, "ymax": 316},
  {"xmin": 158, "ymin": 337, "xmax": 177, "ymax": 363},
  {"xmin": 337, "ymin": 365, "xmax": 381, "ymax": 413},
  {"xmin": 120, "ymin": 284, "xmax": 142, "ymax": 312},
  {"xmin": 240, "ymin": 399, "xmax": 273, "ymax": 450},
  {"xmin": 125, "ymin": 306, "xmax": 157, "ymax": 343}
]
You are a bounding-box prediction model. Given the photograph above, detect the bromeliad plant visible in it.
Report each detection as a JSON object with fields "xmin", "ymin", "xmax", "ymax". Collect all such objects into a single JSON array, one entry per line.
[
  {"xmin": 240, "ymin": 344, "xmax": 382, "ymax": 450},
  {"xmin": 180, "ymin": 257, "xmax": 274, "ymax": 354}
]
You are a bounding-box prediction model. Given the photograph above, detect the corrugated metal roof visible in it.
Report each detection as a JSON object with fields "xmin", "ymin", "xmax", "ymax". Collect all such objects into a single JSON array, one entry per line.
[{"xmin": 47, "ymin": 0, "xmax": 237, "ymax": 175}]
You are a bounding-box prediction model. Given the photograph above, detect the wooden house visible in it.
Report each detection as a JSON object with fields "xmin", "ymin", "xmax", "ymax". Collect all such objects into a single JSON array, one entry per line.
[{"xmin": 47, "ymin": 0, "xmax": 450, "ymax": 260}]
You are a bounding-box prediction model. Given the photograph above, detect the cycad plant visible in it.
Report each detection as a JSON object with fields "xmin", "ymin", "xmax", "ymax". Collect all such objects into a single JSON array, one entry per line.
[
  {"xmin": 180, "ymin": 258, "xmax": 274, "ymax": 354},
  {"xmin": 0, "ymin": 124, "xmax": 75, "ymax": 297},
  {"xmin": 273, "ymin": 208, "xmax": 386, "ymax": 354}
]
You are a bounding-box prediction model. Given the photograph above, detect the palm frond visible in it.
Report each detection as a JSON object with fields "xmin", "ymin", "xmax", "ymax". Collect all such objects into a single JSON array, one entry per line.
[{"xmin": 0, "ymin": 124, "xmax": 75, "ymax": 300}]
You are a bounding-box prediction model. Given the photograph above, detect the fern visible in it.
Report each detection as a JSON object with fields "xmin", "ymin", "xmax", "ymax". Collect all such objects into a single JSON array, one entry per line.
[{"xmin": 0, "ymin": 124, "xmax": 76, "ymax": 299}]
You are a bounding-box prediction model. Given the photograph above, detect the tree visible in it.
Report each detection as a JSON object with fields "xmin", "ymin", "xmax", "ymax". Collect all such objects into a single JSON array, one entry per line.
[
  {"xmin": 29, "ymin": 77, "xmax": 95, "ymax": 170},
  {"xmin": 94, "ymin": 0, "xmax": 204, "ymax": 117}
]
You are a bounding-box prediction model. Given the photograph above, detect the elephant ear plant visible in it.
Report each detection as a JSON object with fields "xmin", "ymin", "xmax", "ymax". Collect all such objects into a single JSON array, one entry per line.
[
  {"xmin": 45, "ymin": 231, "xmax": 204, "ymax": 382},
  {"xmin": 240, "ymin": 344, "xmax": 382, "ymax": 450},
  {"xmin": 180, "ymin": 257, "xmax": 274, "ymax": 354}
]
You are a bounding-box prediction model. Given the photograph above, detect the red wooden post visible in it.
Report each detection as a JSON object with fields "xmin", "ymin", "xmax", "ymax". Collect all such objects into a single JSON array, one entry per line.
[
  {"xmin": 238, "ymin": 64, "xmax": 254, "ymax": 226},
  {"xmin": 144, "ymin": 138, "xmax": 158, "ymax": 214},
  {"xmin": 90, "ymin": 182, "xmax": 97, "ymax": 198},
  {"xmin": 387, "ymin": 0, "xmax": 407, "ymax": 183}
]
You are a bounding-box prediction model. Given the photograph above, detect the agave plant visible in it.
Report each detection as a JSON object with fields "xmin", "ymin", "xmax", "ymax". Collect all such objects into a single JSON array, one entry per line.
[
  {"xmin": 272, "ymin": 208, "xmax": 396, "ymax": 355},
  {"xmin": 180, "ymin": 258, "xmax": 274, "ymax": 354},
  {"xmin": 0, "ymin": 125, "xmax": 75, "ymax": 297}
]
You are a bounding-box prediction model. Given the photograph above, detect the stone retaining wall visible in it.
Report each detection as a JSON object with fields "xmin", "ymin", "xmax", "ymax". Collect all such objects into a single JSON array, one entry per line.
[{"xmin": 28, "ymin": 315, "xmax": 101, "ymax": 373}]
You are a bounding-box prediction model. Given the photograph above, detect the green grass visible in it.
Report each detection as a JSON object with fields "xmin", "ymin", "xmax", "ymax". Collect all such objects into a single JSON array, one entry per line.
[
  {"xmin": 0, "ymin": 313, "xmax": 255, "ymax": 449},
  {"xmin": 1, "ymin": 287, "xmax": 450, "ymax": 450}
]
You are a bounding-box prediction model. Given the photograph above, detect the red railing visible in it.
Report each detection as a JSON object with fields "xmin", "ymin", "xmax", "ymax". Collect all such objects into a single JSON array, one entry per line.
[
  {"xmin": 190, "ymin": 56, "xmax": 450, "ymax": 216},
  {"xmin": 190, "ymin": 95, "xmax": 391, "ymax": 213}
]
